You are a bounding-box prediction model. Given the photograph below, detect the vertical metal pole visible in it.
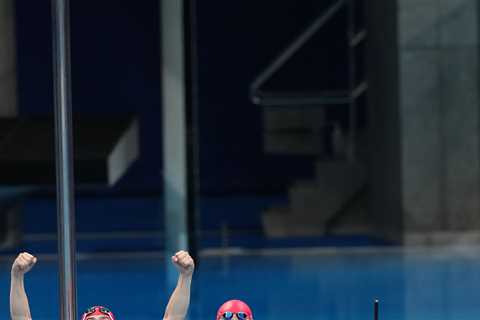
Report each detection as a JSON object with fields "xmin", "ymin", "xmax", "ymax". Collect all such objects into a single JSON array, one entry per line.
[{"xmin": 52, "ymin": 0, "xmax": 77, "ymax": 319}]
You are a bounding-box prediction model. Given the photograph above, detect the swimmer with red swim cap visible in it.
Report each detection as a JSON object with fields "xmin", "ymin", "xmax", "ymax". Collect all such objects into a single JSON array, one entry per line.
[
  {"xmin": 81, "ymin": 306, "xmax": 116, "ymax": 320},
  {"xmin": 163, "ymin": 254, "xmax": 254, "ymax": 320},
  {"xmin": 9, "ymin": 251, "xmax": 195, "ymax": 320},
  {"xmin": 216, "ymin": 299, "xmax": 254, "ymax": 320}
]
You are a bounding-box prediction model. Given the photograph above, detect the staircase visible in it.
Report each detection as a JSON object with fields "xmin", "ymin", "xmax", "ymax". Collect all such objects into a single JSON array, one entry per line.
[
  {"xmin": 264, "ymin": 161, "xmax": 366, "ymax": 237},
  {"xmin": 251, "ymin": 0, "xmax": 369, "ymax": 237}
]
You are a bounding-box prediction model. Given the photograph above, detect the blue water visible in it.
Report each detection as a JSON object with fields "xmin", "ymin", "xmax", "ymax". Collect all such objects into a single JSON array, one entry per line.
[{"xmin": 1, "ymin": 247, "xmax": 480, "ymax": 320}]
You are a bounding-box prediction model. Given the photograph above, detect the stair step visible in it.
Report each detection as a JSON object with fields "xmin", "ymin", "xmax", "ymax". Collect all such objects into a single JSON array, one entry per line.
[
  {"xmin": 263, "ymin": 108, "xmax": 327, "ymax": 155},
  {"xmin": 264, "ymin": 132, "xmax": 326, "ymax": 155},
  {"xmin": 315, "ymin": 161, "xmax": 365, "ymax": 184},
  {"xmin": 289, "ymin": 180, "xmax": 363, "ymax": 214},
  {"xmin": 264, "ymin": 108, "xmax": 325, "ymax": 131},
  {"xmin": 329, "ymin": 201, "xmax": 373, "ymax": 235},
  {"xmin": 262, "ymin": 207, "xmax": 325, "ymax": 237},
  {"xmin": 286, "ymin": 162, "xmax": 365, "ymax": 226}
]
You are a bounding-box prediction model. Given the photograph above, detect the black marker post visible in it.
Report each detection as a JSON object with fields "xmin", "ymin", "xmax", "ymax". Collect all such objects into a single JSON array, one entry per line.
[{"xmin": 374, "ymin": 299, "xmax": 379, "ymax": 320}]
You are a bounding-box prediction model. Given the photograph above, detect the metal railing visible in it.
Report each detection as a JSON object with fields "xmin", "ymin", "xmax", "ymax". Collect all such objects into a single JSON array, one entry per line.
[
  {"xmin": 250, "ymin": 0, "xmax": 347, "ymax": 106},
  {"xmin": 250, "ymin": 0, "xmax": 367, "ymax": 161}
]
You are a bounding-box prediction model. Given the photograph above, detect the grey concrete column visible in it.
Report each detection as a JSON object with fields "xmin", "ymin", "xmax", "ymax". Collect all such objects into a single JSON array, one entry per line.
[
  {"xmin": 398, "ymin": 0, "xmax": 480, "ymax": 233},
  {"xmin": 0, "ymin": 0, "xmax": 17, "ymax": 117},
  {"xmin": 368, "ymin": 0, "xmax": 480, "ymax": 242},
  {"xmin": 438, "ymin": 0, "xmax": 480, "ymax": 230},
  {"xmin": 161, "ymin": 0, "xmax": 189, "ymax": 286},
  {"xmin": 398, "ymin": 0, "xmax": 444, "ymax": 230}
]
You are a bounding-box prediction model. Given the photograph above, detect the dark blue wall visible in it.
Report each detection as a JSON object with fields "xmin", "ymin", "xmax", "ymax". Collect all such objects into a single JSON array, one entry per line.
[
  {"xmin": 195, "ymin": 0, "xmax": 345, "ymax": 193},
  {"xmin": 15, "ymin": 0, "xmax": 163, "ymax": 191},
  {"xmin": 15, "ymin": 0, "xmax": 337, "ymax": 196},
  {"xmin": 9, "ymin": 1, "xmax": 350, "ymax": 249}
]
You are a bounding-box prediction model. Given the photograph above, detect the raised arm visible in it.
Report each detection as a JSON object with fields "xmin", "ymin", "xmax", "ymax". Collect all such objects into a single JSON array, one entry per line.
[
  {"xmin": 10, "ymin": 252, "xmax": 37, "ymax": 320},
  {"xmin": 163, "ymin": 250, "xmax": 195, "ymax": 320}
]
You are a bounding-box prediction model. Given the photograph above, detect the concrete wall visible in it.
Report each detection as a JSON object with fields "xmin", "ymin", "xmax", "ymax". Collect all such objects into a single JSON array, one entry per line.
[
  {"xmin": 0, "ymin": 0, "xmax": 17, "ymax": 117},
  {"xmin": 369, "ymin": 0, "xmax": 480, "ymax": 242},
  {"xmin": 398, "ymin": 0, "xmax": 480, "ymax": 232}
]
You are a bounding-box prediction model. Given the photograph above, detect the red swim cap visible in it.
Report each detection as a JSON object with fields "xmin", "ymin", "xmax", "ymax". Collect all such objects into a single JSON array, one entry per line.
[
  {"xmin": 81, "ymin": 306, "xmax": 116, "ymax": 320},
  {"xmin": 216, "ymin": 300, "xmax": 253, "ymax": 320}
]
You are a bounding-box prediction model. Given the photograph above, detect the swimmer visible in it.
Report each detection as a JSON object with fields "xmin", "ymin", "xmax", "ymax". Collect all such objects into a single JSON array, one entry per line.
[
  {"xmin": 163, "ymin": 250, "xmax": 195, "ymax": 320},
  {"xmin": 10, "ymin": 252, "xmax": 36, "ymax": 320},
  {"xmin": 216, "ymin": 299, "xmax": 254, "ymax": 320},
  {"xmin": 9, "ymin": 250, "xmax": 195, "ymax": 320},
  {"xmin": 163, "ymin": 253, "xmax": 254, "ymax": 320}
]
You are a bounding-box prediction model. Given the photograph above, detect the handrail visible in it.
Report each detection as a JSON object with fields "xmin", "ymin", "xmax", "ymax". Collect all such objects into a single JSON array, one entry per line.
[
  {"xmin": 255, "ymin": 90, "xmax": 351, "ymax": 107},
  {"xmin": 250, "ymin": 0, "xmax": 346, "ymax": 105}
]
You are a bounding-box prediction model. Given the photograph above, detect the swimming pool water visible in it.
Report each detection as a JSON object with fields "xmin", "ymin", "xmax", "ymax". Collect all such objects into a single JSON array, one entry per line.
[{"xmin": 1, "ymin": 246, "xmax": 480, "ymax": 320}]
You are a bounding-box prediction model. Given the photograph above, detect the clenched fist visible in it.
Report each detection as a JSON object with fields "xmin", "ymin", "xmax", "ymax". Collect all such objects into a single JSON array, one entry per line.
[
  {"xmin": 11, "ymin": 252, "xmax": 37, "ymax": 278},
  {"xmin": 172, "ymin": 250, "xmax": 194, "ymax": 276}
]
